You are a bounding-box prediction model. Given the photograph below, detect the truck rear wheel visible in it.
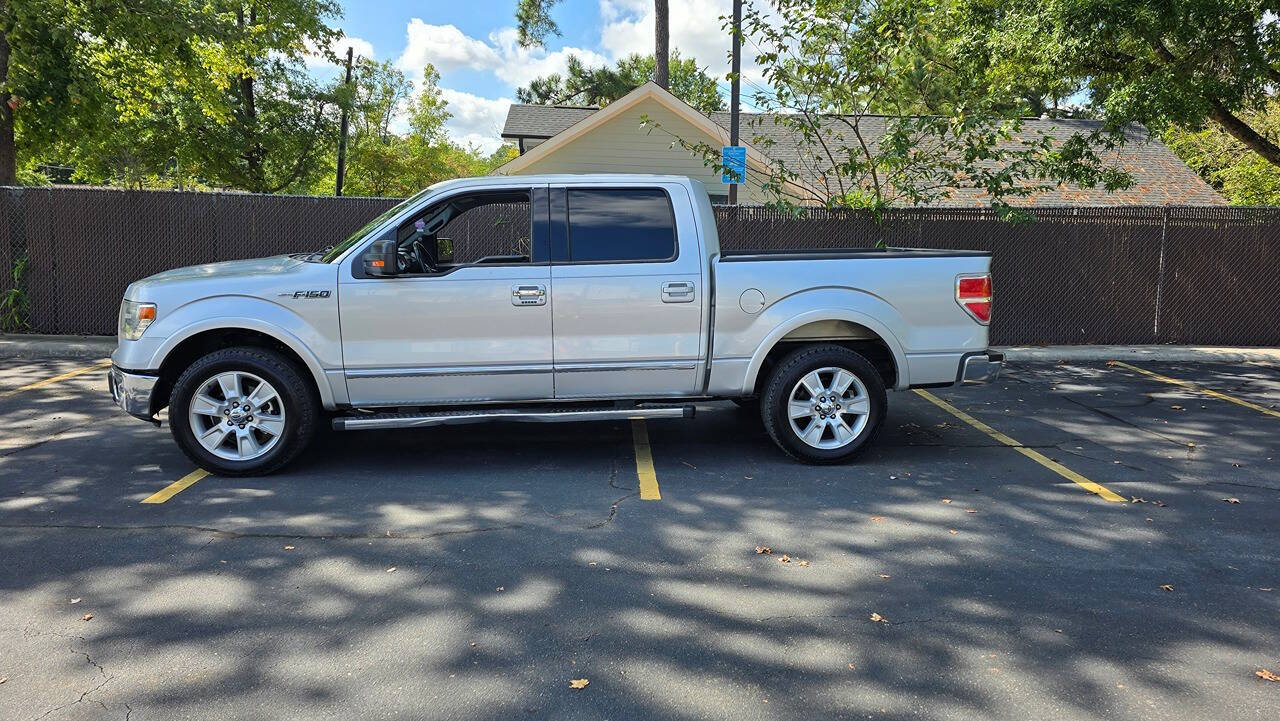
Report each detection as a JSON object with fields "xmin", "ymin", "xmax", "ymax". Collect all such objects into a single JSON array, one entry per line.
[
  {"xmin": 169, "ymin": 347, "xmax": 318, "ymax": 476},
  {"xmin": 760, "ymin": 344, "xmax": 886, "ymax": 464}
]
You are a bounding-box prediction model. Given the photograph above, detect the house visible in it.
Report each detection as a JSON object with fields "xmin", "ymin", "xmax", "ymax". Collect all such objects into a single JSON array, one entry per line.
[{"xmin": 496, "ymin": 82, "xmax": 1226, "ymax": 206}]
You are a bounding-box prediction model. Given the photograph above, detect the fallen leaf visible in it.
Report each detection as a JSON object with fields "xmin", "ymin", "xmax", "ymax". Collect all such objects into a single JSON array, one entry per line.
[
  {"xmin": 0, "ymin": 677, "xmax": 7, "ymax": 684},
  {"xmin": 754, "ymin": 545, "xmax": 772, "ymax": 555},
  {"xmin": 869, "ymin": 612, "xmax": 889, "ymax": 623},
  {"xmin": 1153, "ymin": 500, "xmax": 1167, "ymax": 507},
  {"xmin": 1130, "ymin": 497, "xmax": 1146, "ymax": 504},
  {"xmin": 744, "ymin": 475, "xmax": 753, "ymax": 480},
  {"xmin": 949, "ymin": 529, "xmax": 958, "ymax": 535},
  {"xmin": 1160, "ymin": 584, "xmax": 1174, "ymax": 592},
  {"xmin": 69, "ymin": 598, "xmax": 80, "ymax": 604},
  {"xmin": 797, "ymin": 560, "xmax": 810, "ymax": 567},
  {"xmin": 496, "ymin": 586, "xmax": 505, "ymax": 592},
  {"xmin": 681, "ymin": 461, "xmax": 697, "ymax": 469},
  {"xmin": 847, "ymin": 663, "xmax": 856, "ymax": 670},
  {"xmin": 1223, "ymin": 497, "xmax": 1240, "ymax": 504},
  {"xmin": 941, "ymin": 498, "xmax": 952, "ymax": 504},
  {"xmin": 569, "ymin": 678, "xmax": 590, "ymax": 690},
  {"xmin": 1186, "ymin": 442, "xmax": 1196, "ymax": 448},
  {"xmin": 386, "ymin": 567, "xmax": 397, "ymax": 573},
  {"xmin": 1259, "ymin": 588, "xmax": 1273, "ymax": 592},
  {"xmin": 1146, "ymin": 517, "xmax": 1154, "ymax": 522},
  {"xmin": 1105, "ymin": 360, "xmax": 1119, "ymax": 367},
  {"xmin": 870, "ymin": 515, "xmax": 884, "ymax": 523},
  {"xmin": 965, "ymin": 508, "xmax": 977, "ymax": 514},
  {"xmin": 81, "ymin": 613, "xmax": 93, "ymax": 621},
  {"xmin": 878, "ymin": 574, "xmax": 891, "ymax": 579},
  {"xmin": 1170, "ymin": 405, "xmax": 1184, "ymax": 411},
  {"xmin": 588, "ymin": 561, "xmax": 597, "ymax": 566},
  {"xmin": 283, "ymin": 545, "xmax": 295, "ymax": 551},
  {"xmin": 778, "ymin": 554, "xmax": 791, "ymax": 563},
  {"xmin": 1257, "ymin": 669, "xmax": 1280, "ymax": 682}
]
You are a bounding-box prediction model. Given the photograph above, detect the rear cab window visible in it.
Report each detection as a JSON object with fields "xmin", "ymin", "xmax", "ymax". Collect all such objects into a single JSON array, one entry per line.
[{"xmin": 566, "ymin": 188, "xmax": 677, "ymax": 263}]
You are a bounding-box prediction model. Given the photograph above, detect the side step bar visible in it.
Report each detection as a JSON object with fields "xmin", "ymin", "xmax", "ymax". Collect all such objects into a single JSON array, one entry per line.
[{"xmin": 333, "ymin": 404, "xmax": 695, "ymax": 431}]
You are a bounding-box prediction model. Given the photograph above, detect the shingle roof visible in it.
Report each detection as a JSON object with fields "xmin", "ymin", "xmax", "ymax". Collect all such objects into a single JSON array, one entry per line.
[
  {"xmin": 502, "ymin": 104, "xmax": 1226, "ymax": 206},
  {"xmin": 502, "ymin": 104, "xmax": 599, "ymax": 139}
]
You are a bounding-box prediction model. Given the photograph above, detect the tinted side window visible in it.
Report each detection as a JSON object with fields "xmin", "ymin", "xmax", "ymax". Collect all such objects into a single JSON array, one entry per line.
[{"xmin": 567, "ymin": 189, "xmax": 676, "ymax": 262}]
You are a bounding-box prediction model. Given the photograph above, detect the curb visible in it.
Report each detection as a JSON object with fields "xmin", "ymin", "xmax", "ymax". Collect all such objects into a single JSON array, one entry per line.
[
  {"xmin": 0, "ymin": 334, "xmax": 116, "ymax": 360},
  {"xmin": 996, "ymin": 345, "xmax": 1280, "ymax": 364}
]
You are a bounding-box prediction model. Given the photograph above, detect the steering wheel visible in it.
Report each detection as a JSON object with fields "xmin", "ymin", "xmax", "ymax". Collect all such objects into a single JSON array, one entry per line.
[{"xmin": 406, "ymin": 239, "xmax": 433, "ymax": 274}]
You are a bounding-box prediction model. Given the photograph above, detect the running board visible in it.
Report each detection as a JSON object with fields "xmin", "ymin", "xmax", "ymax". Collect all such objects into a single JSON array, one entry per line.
[{"xmin": 332, "ymin": 404, "xmax": 695, "ymax": 431}]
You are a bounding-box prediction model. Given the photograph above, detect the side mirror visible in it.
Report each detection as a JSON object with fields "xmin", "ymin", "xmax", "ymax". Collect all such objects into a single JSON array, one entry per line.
[{"xmin": 362, "ymin": 240, "xmax": 399, "ymax": 277}]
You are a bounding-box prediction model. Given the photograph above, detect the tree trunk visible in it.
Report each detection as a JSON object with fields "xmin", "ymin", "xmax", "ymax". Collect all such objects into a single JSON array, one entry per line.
[
  {"xmin": 653, "ymin": 0, "xmax": 669, "ymax": 89},
  {"xmin": 1209, "ymin": 100, "xmax": 1280, "ymax": 170},
  {"xmin": 0, "ymin": 14, "xmax": 16, "ymax": 186}
]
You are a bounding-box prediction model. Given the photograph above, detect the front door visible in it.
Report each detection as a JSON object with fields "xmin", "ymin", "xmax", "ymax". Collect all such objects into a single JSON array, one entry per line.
[
  {"xmin": 339, "ymin": 186, "xmax": 553, "ymax": 405},
  {"xmin": 549, "ymin": 185, "xmax": 705, "ymax": 399}
]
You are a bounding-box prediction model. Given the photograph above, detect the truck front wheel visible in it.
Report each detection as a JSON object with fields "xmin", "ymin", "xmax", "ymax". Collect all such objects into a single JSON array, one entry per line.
[
  {"xmin": 169, "ymin": 347, "xmax": 319, "ymax": 476},
  {"xmin": 760, "ymin": 344, "xmax": 886, "ymax": 464}
]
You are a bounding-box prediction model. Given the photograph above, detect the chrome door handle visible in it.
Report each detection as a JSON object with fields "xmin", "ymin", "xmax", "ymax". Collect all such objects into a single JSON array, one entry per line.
[
  {"xmin": 511, "ymin": 284, "xmax": 547, "ymax": 306},
  {"xmin": 661, "ymin": 281, "xmax": 695, "ymax": 303}
]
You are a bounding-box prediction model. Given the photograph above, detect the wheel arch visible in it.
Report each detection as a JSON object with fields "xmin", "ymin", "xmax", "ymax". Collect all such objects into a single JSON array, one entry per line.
[
  {"xmin": 744, "ymin": 310, "xmax": 908, "ymax": 396},
  {"xmin": 150, "ymin": 324, "xmax": 334, "ymax": 414}
]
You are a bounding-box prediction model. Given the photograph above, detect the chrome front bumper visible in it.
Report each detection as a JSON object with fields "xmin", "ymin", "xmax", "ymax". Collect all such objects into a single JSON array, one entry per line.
[
  {"xmin": 961, "ymin": 351, "xmax": 1004, "ymax": 384},
  {"xmin": 108, "ymin": 364, "xmax": 159, "ymax": 422}
]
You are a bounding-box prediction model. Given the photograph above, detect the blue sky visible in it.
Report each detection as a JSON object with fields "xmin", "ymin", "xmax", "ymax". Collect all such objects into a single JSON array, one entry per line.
[{"xmin": 307, "ymin": 1, "xmax": 745, "ymax": 152}]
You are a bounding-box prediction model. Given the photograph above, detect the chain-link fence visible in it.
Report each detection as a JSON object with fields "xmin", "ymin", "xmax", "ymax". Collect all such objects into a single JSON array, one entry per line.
[{"xmin": 3, "ymin": 186, "xmax": 1278, "ymax": 346}]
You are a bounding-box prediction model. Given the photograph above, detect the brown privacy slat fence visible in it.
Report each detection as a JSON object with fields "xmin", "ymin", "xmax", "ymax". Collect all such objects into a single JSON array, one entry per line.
[{"xmin": 2, "ymin": 186, "xmax": 1278, "ymax": 346}]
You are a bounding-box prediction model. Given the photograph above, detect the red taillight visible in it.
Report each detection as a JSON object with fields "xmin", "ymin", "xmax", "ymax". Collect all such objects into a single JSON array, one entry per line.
[{"xmin": 957, "ymin": 274, "xmax": 992, "ymax": 324}]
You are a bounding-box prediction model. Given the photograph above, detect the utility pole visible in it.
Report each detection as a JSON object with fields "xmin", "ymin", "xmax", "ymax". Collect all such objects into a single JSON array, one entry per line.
[
  {"xmin": 335, "ymin": 46, "xmax": 354, "ymax": 197},
  {"xmin": 728, "ymin": 0, "xmax": 742, "ymax": 205}
]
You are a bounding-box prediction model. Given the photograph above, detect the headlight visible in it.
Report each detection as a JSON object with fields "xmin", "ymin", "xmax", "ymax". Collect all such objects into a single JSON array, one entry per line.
[{"xmin": 119, "ymin": 300, "xmax": 157, "ymax": 340}]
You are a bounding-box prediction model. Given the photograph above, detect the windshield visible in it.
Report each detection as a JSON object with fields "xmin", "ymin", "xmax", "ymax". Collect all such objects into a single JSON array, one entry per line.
[{"xmin": 318, "ymin": 185, "xmax": 440, "ymax": 263}]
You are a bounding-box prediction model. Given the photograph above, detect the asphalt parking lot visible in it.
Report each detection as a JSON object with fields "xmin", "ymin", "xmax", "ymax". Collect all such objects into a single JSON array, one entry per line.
[{"xmin": 1, "ymin": 355, "xmax": 1278, "ymax": 721}]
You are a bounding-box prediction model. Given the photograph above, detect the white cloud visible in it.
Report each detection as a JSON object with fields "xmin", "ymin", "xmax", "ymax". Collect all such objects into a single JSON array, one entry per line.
[
  {"xmin": 439, "ymin": 88, "xmax": 512, "ymax": 154},
  {"xmin": 303, "ymin": 34, "xmax": 375, "ymax": 68},
  {"xmin": 397, "ymin": 20, "xmax": 501, "ymax": 75},
  {"xmin": 598, "ymin": 0, "xmax": 773, "ymax": 101},
  {"xmin": 393, "ymin": 19, "xmax": 609, "ymax": 151},
  {"xmin": 395, "ymin": 20, "xmax": 607, "ymax": 91}
]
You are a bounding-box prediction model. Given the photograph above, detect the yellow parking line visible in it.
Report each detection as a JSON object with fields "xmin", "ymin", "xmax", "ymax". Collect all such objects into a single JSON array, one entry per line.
[
  {"xmin": 914, "ymin": 389, "xmax": 1126, "ymax": 503},
  {"xmin": 0, "ymin": 358, "xmax": 112, "ymax": 399},
  {"xmin": 141, "ymin": 469, "xmax": 209, "ymax": 504},
  {"xmin": 631, "ymin": 419, "xmax": 661, "ymax": 500},
  {"xmin": 1110, "ymin": 361, "xmax": 1280, "ymax": 420}
]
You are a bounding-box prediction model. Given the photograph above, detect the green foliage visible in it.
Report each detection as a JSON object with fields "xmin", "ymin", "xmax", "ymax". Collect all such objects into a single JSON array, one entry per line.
[
  {"xmin": 0, "ymin": 255, "xmax": 28, "ymax": 332},
  {"xmin": 316, "ymin": 62, "xmax": 516, "ymax": 197},
  {"xmin": 1163, "ymin": 101, "xmax": 1280, "ymax": 205},
  {"xmin": 966, "ymin": 0, "xmax": 1280, "ymax": 172},
  {"xmin": 515, "ymin": 0, "xmax": 563, "ymax": 47},
  {"xmin": 655, "ymin": 0, "xmax": 1131, "ymax": 214},
  {"xmin": 517, "ymin": 51, "xmax": 725, "ymax": 113}
]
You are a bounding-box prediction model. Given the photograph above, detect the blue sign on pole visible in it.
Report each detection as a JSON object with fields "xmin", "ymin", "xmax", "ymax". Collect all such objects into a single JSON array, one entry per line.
[{"xmin": 721, "ymin": 145, "xmax": 746, "ymax": 185}]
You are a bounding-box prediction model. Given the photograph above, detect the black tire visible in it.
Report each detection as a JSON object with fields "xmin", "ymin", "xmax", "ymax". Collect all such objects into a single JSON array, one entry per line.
[
  {"xmin": 759, "ymin": 344, "xmax": 887, "ymax": 464},
  {"xmin": 169, "ymin": 346, "xmax": 319, "ymax": 476}
]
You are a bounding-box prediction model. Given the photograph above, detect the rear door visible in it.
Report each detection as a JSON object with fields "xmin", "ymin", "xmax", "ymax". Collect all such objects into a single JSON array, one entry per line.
[{"xmin": 549, "ymin": 183, "xmax": 705, "ymax": 399}]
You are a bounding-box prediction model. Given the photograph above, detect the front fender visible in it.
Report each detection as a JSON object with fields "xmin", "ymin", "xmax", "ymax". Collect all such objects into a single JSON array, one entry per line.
[{"xmin": 144, "ymin": 296, "xmax": 342, "ymax": 408}]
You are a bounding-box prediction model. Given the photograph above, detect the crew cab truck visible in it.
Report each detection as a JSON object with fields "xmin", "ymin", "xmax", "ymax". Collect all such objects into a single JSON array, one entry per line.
[{"xmin": 109, "ymin": 174, "xmax": 1001, "ymax": 475}]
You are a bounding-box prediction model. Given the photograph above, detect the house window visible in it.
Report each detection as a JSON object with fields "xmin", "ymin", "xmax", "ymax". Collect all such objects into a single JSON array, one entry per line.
[{"xmin": 708, "ymin": 194, "xmax": 729, "ymax": 205}]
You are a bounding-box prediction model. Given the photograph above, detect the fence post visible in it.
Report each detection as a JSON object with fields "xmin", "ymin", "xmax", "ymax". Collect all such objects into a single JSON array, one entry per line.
[{"xmin": 1153, "ymin": 205, "xmax": 1168, "ymax": 340}]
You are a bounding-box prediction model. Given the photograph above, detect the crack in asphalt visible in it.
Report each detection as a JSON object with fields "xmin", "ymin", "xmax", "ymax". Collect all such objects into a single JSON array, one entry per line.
[{"xmin": 29, "ymin": 652, "xmax": 114, "ymax": 721}]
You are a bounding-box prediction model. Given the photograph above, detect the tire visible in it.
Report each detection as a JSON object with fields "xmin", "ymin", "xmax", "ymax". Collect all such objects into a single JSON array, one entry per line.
[
  {"xmin": 759, "ymin": 344, "xmax": 887, "ymax": 464},
  {"xmin": 169, "ymin": 346, "xmax": 319, "ymax": 476}
]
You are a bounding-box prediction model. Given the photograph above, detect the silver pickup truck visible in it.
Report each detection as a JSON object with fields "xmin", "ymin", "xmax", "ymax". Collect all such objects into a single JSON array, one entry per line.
[{"xmin": 110, "ymin": 174, "xmax": 1001, "ymax": 475}]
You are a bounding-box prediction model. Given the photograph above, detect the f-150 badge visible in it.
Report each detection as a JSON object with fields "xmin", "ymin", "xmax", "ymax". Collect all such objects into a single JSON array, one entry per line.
[{"xmin": 279, "ymin": 290, "xmax": 331, "ymax": 299}]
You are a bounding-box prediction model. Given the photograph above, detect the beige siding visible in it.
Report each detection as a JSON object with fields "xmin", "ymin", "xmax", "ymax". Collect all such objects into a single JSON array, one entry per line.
[{"xmin": 501, "ymin": 100, "xmax": 772, "ymax": 204}]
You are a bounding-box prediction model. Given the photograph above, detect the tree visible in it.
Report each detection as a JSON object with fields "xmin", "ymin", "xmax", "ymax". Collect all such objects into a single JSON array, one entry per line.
[
  {"xmin": 1163, "ymin": 100, "xmax": 1280, "ymax": 205},
  {"xmin": 649, "ymin": 0, "xmax": 1131, "ymax": 213},
  {"xmin": 328, "ymin": 62, "xmax": 516, "ymax": 198},
  {"xmin": 970, "ymin": 0, "xmax": 1280, "ymax": 171},
  {"xmin": 515, "ymin": 0, "xmax": 671, "ymax": 90},
  {"xmin": 517, "ymin": 51, "xmax": 724, "ymax": 113}
]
